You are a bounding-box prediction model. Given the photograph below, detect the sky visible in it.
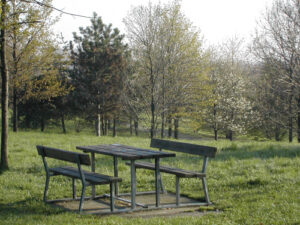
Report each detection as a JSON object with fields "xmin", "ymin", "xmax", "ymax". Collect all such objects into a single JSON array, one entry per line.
[{"xmin": 52, "ymin": 0, "xmax": 274, "ymax": 46}]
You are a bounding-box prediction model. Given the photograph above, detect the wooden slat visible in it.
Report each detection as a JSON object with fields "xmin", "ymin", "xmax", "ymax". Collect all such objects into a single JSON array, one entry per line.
[
  {"xmin": 150, "ymin": 139, "xmax": 217, "ymax": 157},
  {"xmin": 111, "ymin": 144, "xmax": 175, "ymax": 159},
  {"xmin": 126, "ymin": 162, "xmax": 206, "ymax": 178},
  {"xmin": 76, "ymin": 144, "xmax": 175, "ymax": 160},
  {"xmin": 77, "ymin": 145, "xmax": 135, "ymax": 159},
  {"xmin": 36, "ymin": 146, "xmax": 91, "ymax": 165},
  {"xmin": 50, "ymin": 166, "xmax": 122, "ymax": 184}
]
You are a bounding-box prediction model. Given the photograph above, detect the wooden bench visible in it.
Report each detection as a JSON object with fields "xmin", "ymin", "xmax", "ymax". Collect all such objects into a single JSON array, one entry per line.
[
  {"xmin": 37, "ymin": 145, "xmax": 122, "ymax": 212},
  {"xmin": 130, "ymin": 139, "xmax": 217, "ymax": 206}
]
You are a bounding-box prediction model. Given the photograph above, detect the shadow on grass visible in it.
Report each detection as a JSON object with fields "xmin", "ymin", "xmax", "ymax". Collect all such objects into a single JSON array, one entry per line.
[
  {"xmin": 0, "ymin": 198, "xmax": 66, "ymax": 219},
  {"xmin": 147, "ymin": 144, "xmax": 299, "ymax": 168},
  {"xmin": 11, "ymin": 164, "xmax": 44, "ymax": 175},
  {"xmin": 216, "ymin": 144, "xmax": 300, "ymax": 161},
  {"xmin": 226, "ymin": 178, "xmax": 269, "ymax": 190}
]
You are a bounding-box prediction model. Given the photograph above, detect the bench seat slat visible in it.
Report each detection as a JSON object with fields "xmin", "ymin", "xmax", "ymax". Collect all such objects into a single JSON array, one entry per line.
[
  {"xmin": 128, "ymin": 161, "xmax": 205, "ymax": 178},
  {"xmin": 50, "ymin": 166, "xmax": 122, "ymax": 184}
]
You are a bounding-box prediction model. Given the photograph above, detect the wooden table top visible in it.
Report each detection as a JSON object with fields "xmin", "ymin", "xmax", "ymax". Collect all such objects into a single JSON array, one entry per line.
[{"xmin": 76, "ymin": 144, "xmax": 176, "ymax": 160}]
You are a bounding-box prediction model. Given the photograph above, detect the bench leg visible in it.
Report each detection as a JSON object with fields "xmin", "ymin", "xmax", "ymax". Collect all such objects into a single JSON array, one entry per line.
[
  {"xmin": 159, "ymin": 172, "xmax": 166, "ymax": 194},
  {"xmin": 130, "ymin": 160, "xmax": 136, "ymax": 210},
  {"xmin": 44, "ymin": 174, "xmax": 50, "ymax": 202},
  {"xmin": 110, "ymin": 182, "xmax": 115, "ymax": 212},
  {"xmin": 202, "ymin": 177, "xmax": 211, "ymax": 204},
  {"xmin": 91, "ymin": 152, "xmax": 96, "ymax": 199},
  {"xmin": 176, "ymin": 176, "xmax": 180, "ymax": 206},
  {"xmin": 79, "ymin": 184, "xmax": 86, "ymax": 212},
  {"xmin": 113, "ymin": 156, "xmax": 119, "ymax": 196},
  {"xmin": 72, "ymin": 178, "xmax": 77, "ymax": 199},
  {"xmin": 155, "ymin": 158, "xmax": 161, "ymax": 207}
]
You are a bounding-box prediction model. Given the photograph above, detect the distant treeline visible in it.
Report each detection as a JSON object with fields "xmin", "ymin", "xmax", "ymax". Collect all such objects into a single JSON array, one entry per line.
[{"xmin": 4, "ymin": 0, "xmax": 300, "ymax": 143}]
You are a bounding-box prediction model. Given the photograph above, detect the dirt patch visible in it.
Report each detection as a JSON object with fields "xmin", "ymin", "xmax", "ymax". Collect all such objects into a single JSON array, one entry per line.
[
  {"xmin": 120, "ymin": 206, "xmax": 220, "ymax": 218},
  {"xmin": 52, "ymin": 193, "xmax": 220, "ymax": 217}
]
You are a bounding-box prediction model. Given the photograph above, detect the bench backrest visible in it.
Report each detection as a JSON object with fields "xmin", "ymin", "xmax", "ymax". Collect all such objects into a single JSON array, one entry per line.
[
  {"xmin": 37, "ymin": 145, "xmax": 91, "ymax": 166},
  {"xmin": 150, "ymin": 139, "xmax": 217, "ymax": 158}
]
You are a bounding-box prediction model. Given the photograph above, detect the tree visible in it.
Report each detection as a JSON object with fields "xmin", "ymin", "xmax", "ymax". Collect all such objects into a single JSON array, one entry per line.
[
  {"xmin": 206, "ymin": 38, "xmax": 255, "ymax": 141},
  {"xmin": 124, "ymin": 0, "xmax": 208, "ymax": 139},
  {"xmin": 253, "ymin": 61, "xmax": 289, "ymax": 140},
  {"xmin": 1, "ymin": 0, "xmax": 70, "ymax": 169},
  {"xmin": 253, "ymin": 0, "xmax": 300, "ymax": 142},
  {"xmin": 71, "ymin": 13, "xmax": 128, "ymax": 136},
  {"xmin": 124, "ymin": 2, "xmax": 164, "ymax": 138},
  {"xmin": 121, "ymin": 59, "xmax": 145, "ymax": 136},
  {"xmin": 51, "ymin": 38, "xmax": 73, "ymax": 134},
  {"xmin": 7, "ymin": 0, "xmax": 59, "ymax": 132},
  {"xmin": 0, "ymin": 0, "xmax": 9, "ymax": 170}
]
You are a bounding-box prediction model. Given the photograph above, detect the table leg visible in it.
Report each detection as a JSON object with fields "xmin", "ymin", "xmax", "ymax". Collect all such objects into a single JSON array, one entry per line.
[
  {"xmin": 91, "ymin": 152, "xmax": 95, "ymax": 199},
  {"xmin": 155, "ymin": 158, "xmax": 161, "ymax": 207},
  {"xmin": 113, "ymin": 156, "xmax": 119, "ymax": 196},
  {"xmin": 130, "ymin": 159, "xmax": 136, "ymax": 210}
]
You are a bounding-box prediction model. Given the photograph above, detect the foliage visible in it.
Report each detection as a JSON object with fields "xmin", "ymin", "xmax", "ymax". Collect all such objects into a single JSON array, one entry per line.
[
  {"xmin": 6, "ymin": 0, "xmax": 70, "ymax": 131},
  {"xmin": 251, "ymin": 62, "xmax": 289, "ymax": 140},
  {"xmin": 71, "ymin": 13, "xmax": 129, "ymax": 135},
  {"xmin": 204, "ymin": 38, "xmax": 257, "ymax": 140},
  {"xmin": 124, "ymin": 0, "xmax": 210, "ymax": 138},
  {"xmin": 252, "ymin": 0, "xmax": 300, "ymax": 142}
]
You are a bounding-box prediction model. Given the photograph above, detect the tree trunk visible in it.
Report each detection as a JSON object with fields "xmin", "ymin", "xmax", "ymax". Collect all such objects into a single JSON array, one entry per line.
[
  {"xmin": 151, "ymin": 97, "xmax": 155, "ymax": 138},
  {"xmin": 108, "ymin": 120, "xmax": 111, "ymax": 130},
  {"xmin": 298, "ymin": 96, "xmax": 300, "ymax": 143},
  {"xmin": 12, "ymin": 0, "xmax": 18, "ymax": 133},
  {"xmin": 134, "ymin": 120, "xmax": 139, "ymax": 136},
  {"xmin": 226, "ymin": 130, "xmax": 233, "ymax": 141},
  {"xmin": 265, "ymin": 127, "xmax": 272, "ymax": 140},
  {"xmin": 104, "ymin": 117, "xmax": 108, "ymax": 135},
  {"xmin": 107, "ymin": 118, "xmax": 110, "ymax": 135},
  {"xmin": 288, "ymin": 118, "xmax": 293, "ymax": 142},
  {"xmin": 150, "ymin": 62, "xmax": 155, "ymax": 139},
  {"xmin": 61, "ymin": 113, "xmax": 66, "ymax": 134},
  {"xmin": 113, "ymin": 117, "xmax": 116, "ymax": 137},
  {"xmin": 101, "ymin": 115, "xmax": 105, "ymax": 136},
  {"xmin": 0, "ymin": 0, "xmax": 9, "ymax": 170},
  {"xmin": 174, "ymin": 117, "xmax": 179, "ymax": 139},
  {"xmin": 275, "ymin": 125, "xmax": 280, "ymax": 141},
  {"xmin": 13, "ymin": 90, "xmax": 18, "ymax": 132},
  {"xmin": 161, "ymin": 72, "xmax": 165, "ymax": 139},
  {"xmin": 288, "ymin": 93, "xmax": 293, "ymax": 142},
  {"xmin": 168, "ymin": 116, "xmax": 172, "ymax": 138},
  {"xmin": 25, "ymin": 115, "xmax": 31, "ymax": 129},
  {"xmin": 41, "ymin": 117, "xmax": 45, "ymax": 132},
  {"xmin": 129, "ymin": 117, "xmax": 133, "ymax": 136},
  {"xmin": 161, "ymin": 112, "xmax": 165, "ymax": 139},
  {"xmin": 214, "ymin": 129, "xmax": 218, "ymax": 141},
  {"xmin": 213, "ymin": 103, "xmax": 218, "ymax": 141},
  {"xmin": 96, "ymin": 113, "xmax": 101, "ymax": 136}
]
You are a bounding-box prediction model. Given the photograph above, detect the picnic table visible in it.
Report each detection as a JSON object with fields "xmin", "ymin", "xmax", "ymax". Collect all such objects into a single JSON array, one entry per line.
[{"xmin": 76, "ymin": 144, "xmax": 176, "ymax": 210}]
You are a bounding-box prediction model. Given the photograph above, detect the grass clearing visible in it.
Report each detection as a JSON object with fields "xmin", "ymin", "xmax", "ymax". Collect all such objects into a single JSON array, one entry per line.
[{"xmin": 0, "ymin": 130, "xmax": 299, "ymax": 224}]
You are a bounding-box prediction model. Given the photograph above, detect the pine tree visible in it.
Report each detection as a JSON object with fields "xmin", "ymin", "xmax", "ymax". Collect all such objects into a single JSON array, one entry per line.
[{"xmin": 71, "ymin": 13, "xmax": 128, "ymax": 136}]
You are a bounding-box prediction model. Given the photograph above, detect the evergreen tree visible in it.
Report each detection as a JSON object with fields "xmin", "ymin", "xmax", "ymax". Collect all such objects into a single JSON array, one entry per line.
[{"xmin": 71, "ymin": 13, "xmax": 128, "ymax": 136}]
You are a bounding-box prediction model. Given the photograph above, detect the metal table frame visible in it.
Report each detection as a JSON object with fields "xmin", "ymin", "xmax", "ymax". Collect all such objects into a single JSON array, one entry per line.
[{"xmin": 76, "ymin": 144, "xmax": 175, "ymax": 210}]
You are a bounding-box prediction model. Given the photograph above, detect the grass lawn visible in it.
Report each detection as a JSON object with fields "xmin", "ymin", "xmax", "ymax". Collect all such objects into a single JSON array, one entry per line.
[{"xmin": 0, "ymin": 130, "xmax": 299, "ymax": 225}]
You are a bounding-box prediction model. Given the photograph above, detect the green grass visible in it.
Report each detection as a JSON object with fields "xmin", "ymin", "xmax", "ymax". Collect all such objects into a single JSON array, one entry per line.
[{"xmin": 0, "ymin": 130, "xmax": 300, "ymax": 225}]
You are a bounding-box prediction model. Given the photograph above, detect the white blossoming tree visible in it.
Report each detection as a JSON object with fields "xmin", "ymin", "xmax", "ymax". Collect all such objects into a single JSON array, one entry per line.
[{"xmin": 206, "ymin": 37, "xmax": 256, "ymax": 140}]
